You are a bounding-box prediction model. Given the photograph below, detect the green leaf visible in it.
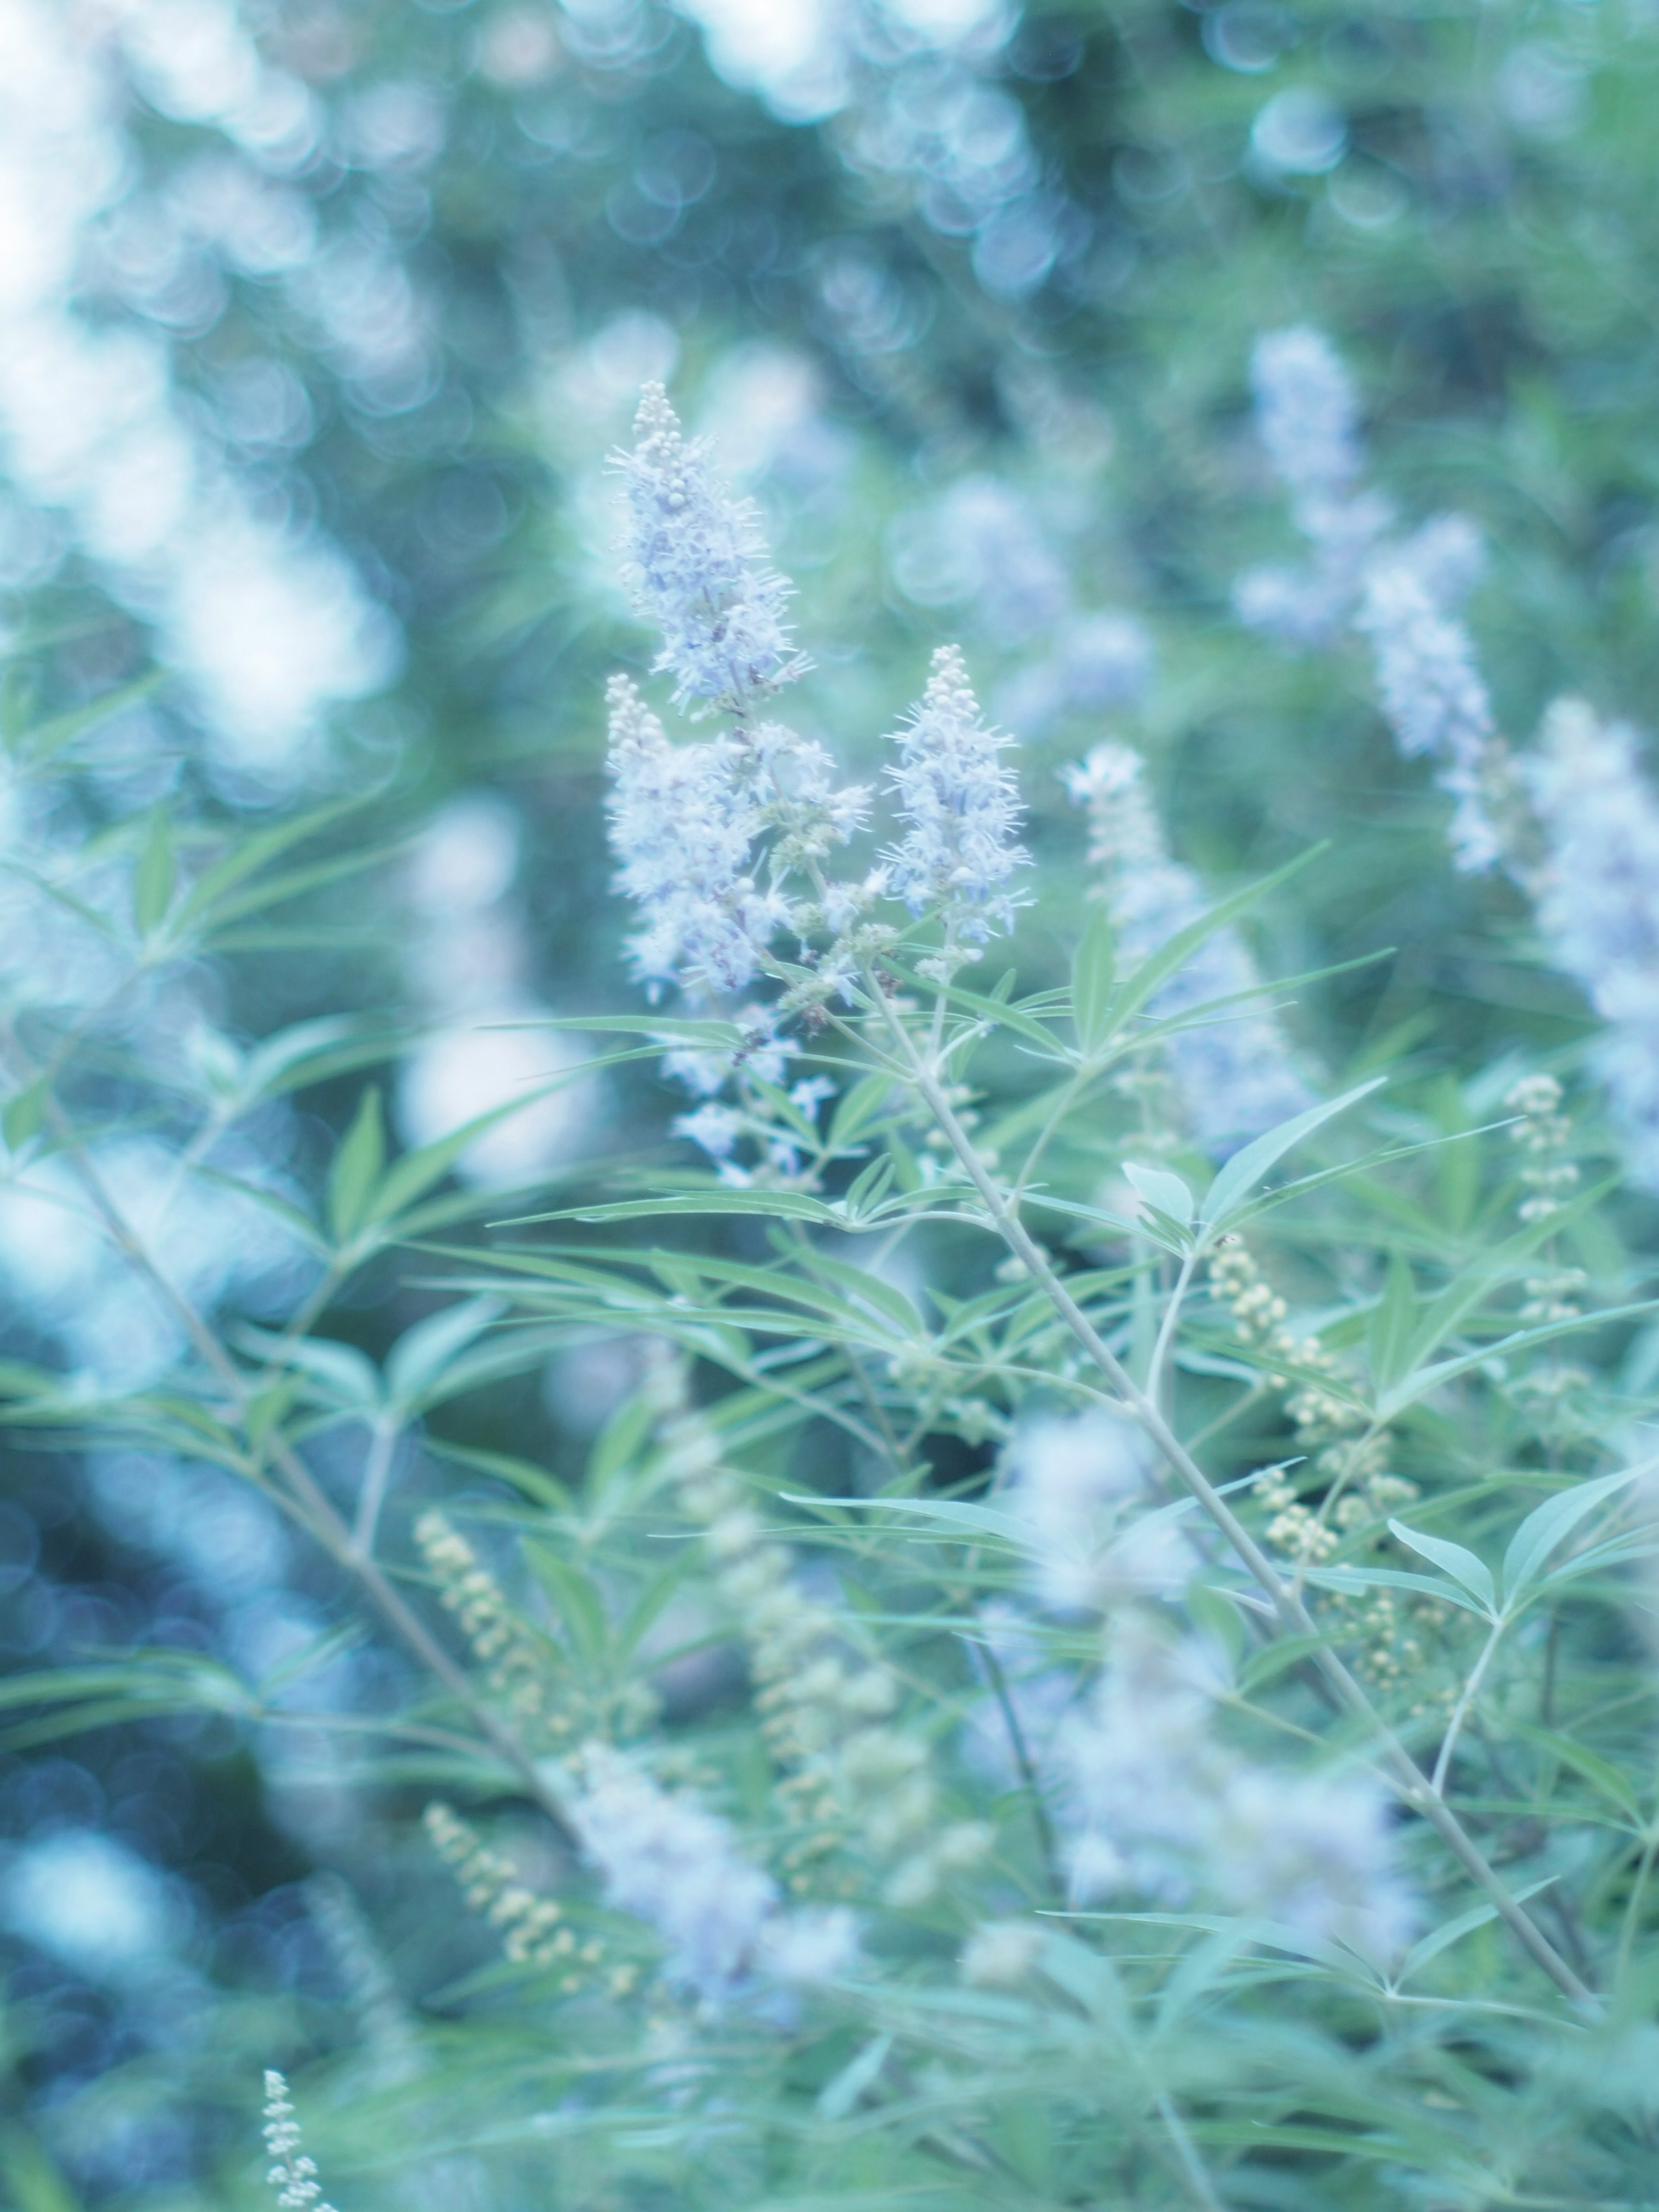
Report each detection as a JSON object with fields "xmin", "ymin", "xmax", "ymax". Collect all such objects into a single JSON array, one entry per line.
[
  {"xmin": 1510, "ymin": 1722, "xmax": 1646, "ymax": 1821},
  {"xmin": 540, "ymin": 1191, "xmax": 844, "ymax": 1227},
  {"xmin": 131, "ymin": 806, "xmax": 175, "ymax": 937},
  {"xmin": 238, "ymin": 1326, "xmax": 381, "ymax": 1409},
  {"xmin": 817, "ymin": 2034, "xmax": 891, "ymax": 2119},
  {"xmin": 1302, "ymin": 1565, "xmax": 1492, "ymax": 1619},
  {"xmin": 1376, "ymin": 1298, "xmax": 1659, "ymax": 1423},
  {"xmin": 327, "ymin": 1087, "xmax": 386, "ymax": 1243},
  {"xmin": 1387, "ymin": 1520, "xmax": 1497, "ymax": 1615},
  {"xmin": 1367, "ymin": 1253, "xmax": 1417, "ymax": 1394},
  {"xmin": 172, "ymin": 792, "xmax": 378, "ymax": 935},
  {"xmin": 1071, "ymin": 904, "xmax": 1116, "ymax": 1053},
  {"xmin": 839, "ymin": 1154, "xmax": 895, "ymax": 1223},
  {"xmin": 3, "ymin": 1077, "xmax": 48, "ymax": 1153},
  {"xmin": 1122, "ymin": 1160, "xmax": 1194, "ymax": 1228},
  {"xmin": 1198, "ymin": 1077, "xmax": 1386, "ymax": 1233},
  {"xmin": 1108, "ymin": 845, "xmax": 1324, "ymax": 1032},
  {"xmin": 15, "ymin": 670, "xmax": 162, "ymax": 767},
  {"xmin": 425, "ymin": 1440, "xmax": 570, "ymax": 1511},
  {"xmin": 785, "ymin": 1492, "xmax": 1046, "ymax": 1552},
  {"xmin": 523, "ymin": 1542, "xmax": 607, "ymax": 1665},
  {"xmin": 1500, "ymin": 1463, "xmax": 1647, "ymax": 1606},
  {"xmin": 828, "ymin": 1072, "xmax": 896, "ymax": 1151},
  {"xmin": 384, "ymin": 1297, "xmax": 506, "ymax": 1412},
  {"xmin": 2, "ymin": 2131, "xmax": 86, "ymax": 2212},
  {"xmin": 1394, "ymin": 1879, "xmax": 1556, "ymax": 1986}
]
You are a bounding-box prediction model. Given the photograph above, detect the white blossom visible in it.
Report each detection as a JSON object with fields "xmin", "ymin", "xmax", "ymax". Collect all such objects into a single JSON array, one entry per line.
[
  {"xmin": 674, "ymin": 1101, "xmax": 743, "ymax": 1158},
  {"xmin": 1249, "ymin": 325, "xmax": 1365, "ymax": 498},
  {"xmin": 604, "ymin": 674, "xmax": 790, "ymax": 996},
  {"xmin": 572, "ymin": 1746, "xmax": 778, "ymax": 1996},
  {"xmin": 886, "ymin": 645, "xmax": 1028, "ymax": 946},
  {"xmin": 1064, "ymin": 741, "xmax": 1314, "ymax": 1150},
  {"xmin": 262, "ymin": 2072, "xmax": 338, "ymax": 2212},
  {"xmin": 755, "ymin": 1906, "xmax": 859, "ymax": 1984},
  {"xmin": 1056, "ymin": 1620, "xmax": 1413, "ymax": 1956},
  {"xmin": 1356, "ymin": 557, "xmax": 1502, "ymax": 872},
  {"xmin": 613, "ymin": 382, "xmax": 805, "ymax": 711},
  {"xmin": 1004, "ymin": 1410, "xmax": 1190, "ymax": 1613},
  {"xmin": 571, "ymin": 1746, "xmax": 854, "ymax": 2000},
  {"xmin": 1526, "ymin": 699, "xmax": 1659, "ymax": 1188}
]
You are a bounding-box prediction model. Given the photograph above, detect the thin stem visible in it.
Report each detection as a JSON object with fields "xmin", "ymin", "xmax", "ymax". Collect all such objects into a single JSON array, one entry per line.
[
  {"xmin": 15, "ymin": 1069, "xmax": 578, "ymax": 1847},
  {"xmin": 1431, "ymin": 1615, "xmax": 1506, "ymax": 1796},
  {"xmin": 978, "ymin": 1635, "xmax": 1065, "ymax": 1898},
  {"xmin": 1615, "ymin": 1820, "xmax": 1659, "ymax": 1990},
  {"xmin": 864, "ymin": 979, "xmax": 1596, "ymax": 2008},
  {"xmin": 353, "ymin": 1416, "xmax": 401, "ymax": 1558},
  {"xmin": 1148, "ymin": 1243, "xmax": 1201, "ymax": 1422},
  {"xmin": 1155, "ymin": 2091, "xmax": 1227, "ymax": 2212}
]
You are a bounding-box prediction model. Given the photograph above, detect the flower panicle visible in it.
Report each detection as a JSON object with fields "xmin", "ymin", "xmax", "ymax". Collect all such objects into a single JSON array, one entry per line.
[
  {"xmin": 613, "ymin": 382, "xmax": 807, "ymax": 714},
  {"xmin": 604, "ymin": 672, "xmax": 785, "ymax": 998},
  {"xmin": 262, "ymin": 2071, "xmax": 339, "ymax": 2212},
  {"xmin": 885, "ymin": 645, "xmax": 1028, "ymax": 959},
  {"xmin": 1356, "ymin": 556, "xmax": 1504, "ymax": 873},
  {"xmin": 569, "ymin": 1742, "xmax": 858, "ymax": 2000},
  {"xmin": 1527, "ymin": 699, "xmax": 1659, "ymax": 1189},
  {"xmin": 1063, "ymin": 739, "xmax": 1314, "ymax": 1150},
  {"xmin": 1250, "ymin": 324, "xmax": 1365, "ymax": 499}
]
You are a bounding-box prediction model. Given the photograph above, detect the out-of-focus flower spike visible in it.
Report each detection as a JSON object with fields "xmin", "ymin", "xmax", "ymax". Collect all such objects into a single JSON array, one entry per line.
[
  {"xmin": 1063, "ymin": 740, "xmax": 1314, "ymax": 1150},
  {"xmin": 1526, "ymin": 699, "xmax": 1659, "ymax": 1189},
  {"xmin": 1355, "ymin": 558, "xmax": 1503, "ymax": 873},
  {"xmin": 1250, "ymin": 325, "xmax": 1365, "ymax": 498}
]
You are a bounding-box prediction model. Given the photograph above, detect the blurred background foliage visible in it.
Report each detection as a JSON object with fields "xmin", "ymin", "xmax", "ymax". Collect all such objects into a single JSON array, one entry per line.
[{"xmin": 3, "ymin": 0, "xmax": 1659, "ymax": 2200}]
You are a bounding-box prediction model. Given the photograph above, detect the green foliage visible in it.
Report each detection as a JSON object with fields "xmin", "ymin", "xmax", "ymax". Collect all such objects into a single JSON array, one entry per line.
[{"xmin": 9, "ymin": 1, "xmax": 1659, "ymax": 2206}]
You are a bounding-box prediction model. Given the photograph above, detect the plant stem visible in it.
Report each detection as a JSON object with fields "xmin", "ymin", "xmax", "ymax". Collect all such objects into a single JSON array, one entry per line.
[
  {"xmin": 1431, "ymin": 1615, "xmax": 1506, "ymax": 1796},
  {"xmin": 21, "ymin": 1076, "xmax": 579, "ymax": 1847},
  {"xmin": 867, "ymin": 985, "xmax": 1597, "ymax": 2009}
]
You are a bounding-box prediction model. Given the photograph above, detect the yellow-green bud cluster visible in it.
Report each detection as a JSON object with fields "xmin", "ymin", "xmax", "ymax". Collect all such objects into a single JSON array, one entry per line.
[
  {"xmin": 415, "ymin": 1511, "xmax": 569, "ymax": 1742},
  {"xmin": 1506, "ymin": 1074, "xmax": 1579, "ymax": 1225}
]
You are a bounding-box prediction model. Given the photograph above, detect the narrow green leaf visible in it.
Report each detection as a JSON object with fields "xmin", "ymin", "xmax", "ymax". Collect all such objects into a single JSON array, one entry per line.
[
  {"xmin": 3, "ymin": 2131, "xmax": 87, "ymax": 2212},
  {"xmin": 327, "ymin": 1087, "xmax": 385, "ymax": 1243},
  {"xmin": 1122, "ymin": 1160, "xmax": 1194, "ymax": 1227},
  {"xmin": 1387, "ymin": 1520, "xmax": 1497, "ymax": 1615},
  {"xmin": 1510, "ymin": 1721, "xmax": 1645, "ymax": 1821},
  {"xmin": 1109, "ymin": 845, "xmax": 1324, "ymax": 1032},
  {"xmin": 17, "ymin": 670, "xmax": 162, "ymax": 767},
  {"xmin": 1367, "ymin": 1253, "xmax": 1417, "ymax": 1394},
  {"xmin": 384, "ymin": 1296, "xmax": 506, "ymax": 1412},
  {"xmin": 131, "ymin": 806, "xmax": 175, "ymax": 936},
  {"xmin": 1303, "ymin": 1564, "xmax": 1491, "ymax": 1619},
  {"xmin": 523, "ymin": 1542, "xmax": 607, "ymax": 1665},
  {"xmin": 3, "ymin": 1077, "xmax": 48, "ymax": 1153},
  {"xmin": 1376, "ymin": 1299, "xmax": 1659, "ymax": 1423},
  {"xmin": 817, "ymin": 2034, "xmax": 892, "ymax": 2119},
  {"xmin": 1071, "ymin": 904, "xmax": 1116, "ymax": 1053},
  {"xmin": 1198, "ymin": 1077, "xmax": 1386, "ymax": 1233},
  {"xmin": 1501, "ymin": 1463, "xmax": 1646, "ymax": 1605},
  {"xmin": 839, "ymin": 1153, "xmax": 895, "ymax": 1223},
  {"xmin": 1394, "ymin": 1879, "xmax": 1555, "ymax": 1986},
  {"xmin": 785, "ymin": 1492, "xmax": 1040, "ymax": 1551},
  {"xmin": 828, "ymin": 1072, "xmax": 896, "ymax": 1152}
]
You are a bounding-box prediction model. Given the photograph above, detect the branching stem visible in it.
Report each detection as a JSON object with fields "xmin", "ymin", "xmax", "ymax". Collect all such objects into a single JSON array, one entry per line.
[{"xmin": 865, "ymin": 979, "xmax": 1596, "ymax": 2009}]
